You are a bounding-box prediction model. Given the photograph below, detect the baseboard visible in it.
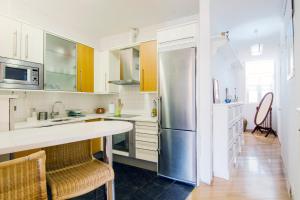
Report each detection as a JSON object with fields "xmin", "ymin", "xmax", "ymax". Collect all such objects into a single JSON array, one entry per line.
[
  {"xmin": 113, "ymin": 154, "xmax": 157, "ymax": 172},
  {"xmin": 281, "ymin": 151, "xmax": 294, "ymax": 200}
]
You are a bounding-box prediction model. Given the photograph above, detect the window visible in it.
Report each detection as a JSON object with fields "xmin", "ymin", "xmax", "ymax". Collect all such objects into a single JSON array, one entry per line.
[{"xmin": 245, "ymin": 60, "xmax": 274, "ymax": 103}]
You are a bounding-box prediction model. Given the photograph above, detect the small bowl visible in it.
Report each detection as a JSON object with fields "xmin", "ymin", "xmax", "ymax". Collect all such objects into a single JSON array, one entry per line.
[{"xmin": 96, "ymin": 108, "xmax": 106, "ymax": 114}]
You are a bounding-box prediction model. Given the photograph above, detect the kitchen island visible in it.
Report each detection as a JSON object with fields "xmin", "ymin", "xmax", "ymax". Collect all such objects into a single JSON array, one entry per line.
[
  {"xmin": 0, "ymin": 121, "xmax": 133, "ymax": 200},
  {"xmin": 0, "ymin": 121, "xmax": 132, "ymax": 155}
]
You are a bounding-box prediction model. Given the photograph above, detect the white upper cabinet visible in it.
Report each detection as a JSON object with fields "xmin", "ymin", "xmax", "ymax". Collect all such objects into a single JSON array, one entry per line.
[
  {"xmin": 0, "ymin": 15, "xmax": 43, "ymax": 64},
  {"xmin": 94, "ymin": 50, "xmax": 119, "ymax": 94},
  {"xmin": 94, "ymin": 51, "xmax": 106, "ymax": 93},
  {"xmin": 21, "ymin": 24, "xmax": 44, "ymax": 64},
  {"xmin": 0, "ymin": 16, "xmax": 21, "ymax": 59},
  {"xmin": 157, "ymin": 22, "xmax": 198, "ymax": 47}
]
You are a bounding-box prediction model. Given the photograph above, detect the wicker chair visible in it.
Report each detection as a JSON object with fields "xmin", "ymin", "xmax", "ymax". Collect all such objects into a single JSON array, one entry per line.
[
  {"xmin": 43, "ymin": 140, "xmax": 114, "ymax": 200},
  {"xmin": 0, "ymin": 151, "xmax": 47, "ymax": 200}
]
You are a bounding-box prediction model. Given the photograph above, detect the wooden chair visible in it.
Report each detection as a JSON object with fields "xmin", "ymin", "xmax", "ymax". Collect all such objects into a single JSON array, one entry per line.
[
  {"xmin": 43, "ymin": 140, "xmax": 114, "ymax": 200},
  {"xmin": 0, "ymin": 151, "xmax": 47, "ymax": 200}
]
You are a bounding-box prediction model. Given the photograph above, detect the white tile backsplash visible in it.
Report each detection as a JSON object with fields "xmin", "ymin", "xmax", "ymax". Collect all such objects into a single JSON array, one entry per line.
[
  {"xmin": 0, "ymin": 91, "xmax": 116, "ymax": 122},
  {"xmin": 118, "ymin": 86, "xmax": 157, "ymax": 116},
  {"xmin": 0, "ymin": 87, "xmax": 157, "ymax": 122}
]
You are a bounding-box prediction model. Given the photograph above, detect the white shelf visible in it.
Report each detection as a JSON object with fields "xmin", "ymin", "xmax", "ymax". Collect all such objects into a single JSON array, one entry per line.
[{"xmin": 213, "ymin": 103, "xmax": 244, "ymax": 180}]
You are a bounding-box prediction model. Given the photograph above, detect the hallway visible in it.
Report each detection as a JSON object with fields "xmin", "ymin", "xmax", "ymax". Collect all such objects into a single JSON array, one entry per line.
[{"xmin": 187, "ymin": 133, "xmax": 290, "ymax": 200}]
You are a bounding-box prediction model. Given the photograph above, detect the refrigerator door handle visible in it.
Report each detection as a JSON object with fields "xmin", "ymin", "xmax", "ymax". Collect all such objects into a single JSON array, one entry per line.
[
  {"xmin": 157, "ymin": 131, "xmax": 161, "ymax": 155},
  {"xmin": 158, "ymin": 96, "xmax": 162, "ymax": 129}
]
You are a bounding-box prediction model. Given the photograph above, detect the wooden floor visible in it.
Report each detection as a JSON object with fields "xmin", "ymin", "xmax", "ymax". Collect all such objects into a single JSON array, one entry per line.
[{"xmin": 187, "ymin": 132, "xmax": 290, "ymax": 200}]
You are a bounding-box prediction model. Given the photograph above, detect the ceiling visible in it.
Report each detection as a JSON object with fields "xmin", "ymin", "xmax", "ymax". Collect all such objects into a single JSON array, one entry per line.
[
  {"xmin": 9, "ymin": 0, "xmax": 199, "ymax": 40},
  {"xmin": 211, "ymin": 0, "xmax": 285, "ymax": 61}
]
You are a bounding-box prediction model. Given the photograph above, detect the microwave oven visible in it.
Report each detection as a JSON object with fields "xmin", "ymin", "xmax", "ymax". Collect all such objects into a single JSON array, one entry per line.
[{"xmin": 0, "ymin": 57, "xmax": 43, "ymax": 90}]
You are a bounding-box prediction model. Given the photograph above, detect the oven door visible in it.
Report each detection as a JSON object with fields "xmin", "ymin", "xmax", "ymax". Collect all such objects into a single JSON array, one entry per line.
[
  {"xmin": 112, "ymin": 121, "xmax": 135, "ymax": 157},
  {"xmin": 113, "ymin": 131, "xmax": 130, "ymax": 156}
]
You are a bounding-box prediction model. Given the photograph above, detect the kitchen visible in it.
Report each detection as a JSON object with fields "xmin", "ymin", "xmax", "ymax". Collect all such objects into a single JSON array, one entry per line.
[
  {"xmin": 0, "ymin": 1, "xmax": 201, "ymax": 200},
  {"xmin": 1, "ymin": 0, "xmax": 295, "ymax": 200}
]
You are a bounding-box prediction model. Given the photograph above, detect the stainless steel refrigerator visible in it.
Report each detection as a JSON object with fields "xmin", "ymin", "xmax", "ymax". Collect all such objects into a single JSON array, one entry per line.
[{"xmin": 158, "ymin": 47, "xmax": 197, "ymax": 185}]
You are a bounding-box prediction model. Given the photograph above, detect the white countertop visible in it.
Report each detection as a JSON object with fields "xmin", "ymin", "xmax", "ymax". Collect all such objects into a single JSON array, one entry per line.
[
  {"xmin": 15, "ymin": 113, "xmax": 157, "ymax": 130},
  {"xmin": 213, "ymin": 102, "xmax": 244, "ymax": 107},
  {"xmin": 0, "ymin": 95, "xmax": 18, "ymax": 99},
  {"xmin": 0, "ymin": 121, "xmax": 133, "ymax": 155}
]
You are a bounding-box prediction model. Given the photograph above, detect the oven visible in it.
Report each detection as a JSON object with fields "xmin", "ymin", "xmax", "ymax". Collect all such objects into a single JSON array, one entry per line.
[
  {"xmin": 0, "ymin": 57, "xmax": 43, "ymax": 90},
  {"xmin": 112, "ymin": 121, "xmax": 135, "ymax": 157}
]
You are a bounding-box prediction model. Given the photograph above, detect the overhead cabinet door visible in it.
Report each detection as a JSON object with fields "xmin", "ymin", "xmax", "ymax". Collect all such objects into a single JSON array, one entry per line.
[
  {"xmin": 21, "ymin": 24, "xmax": 44, "ymax": 64},
  {"xmin": 77, "ymin": 43, "xmax": 94, "ymax": 92},
  {"xmin": 140, "ymin": 40, "xmax": 157, "ymax": 92},
  {"xmin": 0, "ymin": 16, "xmax": 21, "ymax": 59},
  {"xmin": 0, "ymin": 16, "xmax": 43, "ymax": 63}
]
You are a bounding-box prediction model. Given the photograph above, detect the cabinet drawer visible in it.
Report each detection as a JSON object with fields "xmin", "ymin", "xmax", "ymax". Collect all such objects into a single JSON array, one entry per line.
[
  {"xmin": 135, "ymin": 121, "xmax": 158, "ymax": 128},
  {"xmin": 136, "ymin": 141, "xmax": 158, "ymax": 151},
  {"xmin": 136, "ymin": 148, "xmax": 158, "ymax": 163},
  {"xmin": 136, "ymin": 128, "xmax": 158, "ymax": 135},
  {"xmin": 136, "ymin": 133, "xmax": 158, "ymax": 143}
]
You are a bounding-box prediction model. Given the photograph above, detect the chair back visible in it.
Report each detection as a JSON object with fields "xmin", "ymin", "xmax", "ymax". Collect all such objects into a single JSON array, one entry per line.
[
  {"xmin": 44, "ymin": 140, "xmax": 92, "ymax": 171},
  {"xmin": 0, "ymin": 151, "xmax": 47, "ymax": 200}
]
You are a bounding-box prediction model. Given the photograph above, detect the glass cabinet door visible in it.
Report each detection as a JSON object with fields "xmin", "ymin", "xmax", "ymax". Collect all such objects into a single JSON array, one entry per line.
[{"xmin": 44, "ymin": 33, "xmax": 76, "ymax": 91}]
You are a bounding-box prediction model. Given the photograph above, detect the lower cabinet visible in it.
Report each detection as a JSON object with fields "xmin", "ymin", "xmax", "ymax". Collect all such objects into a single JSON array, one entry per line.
[
  {"xmin": 213, "ymin": 103, "xmax": 244, "ymax": 180},
  {"xmin": 135, "ymin": 121, "xmax": 158, "ymax": 163}
]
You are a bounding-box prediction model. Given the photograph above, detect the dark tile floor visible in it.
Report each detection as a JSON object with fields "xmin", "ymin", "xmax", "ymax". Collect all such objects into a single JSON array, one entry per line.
[{"xmin": 48, "ymin": 153, "xmax": 194, "ymax": 200}]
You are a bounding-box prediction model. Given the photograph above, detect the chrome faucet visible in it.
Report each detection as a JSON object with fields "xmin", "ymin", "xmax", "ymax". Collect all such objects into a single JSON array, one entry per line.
[{"xmin": 50, "ymin": 101, "xmax": 65, "ymax": 119}]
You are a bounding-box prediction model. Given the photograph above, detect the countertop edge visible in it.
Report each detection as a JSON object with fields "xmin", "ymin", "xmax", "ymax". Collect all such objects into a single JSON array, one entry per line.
[{"xmin": 15, "ymin": 113, "xmax": 158, "ymax": 130}]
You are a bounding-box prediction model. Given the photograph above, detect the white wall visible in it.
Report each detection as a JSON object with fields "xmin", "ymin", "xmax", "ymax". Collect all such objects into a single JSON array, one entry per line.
[
  {"xmin": 198, "ymin": 0, "xmax": 213, "ymax": 184},
  {"xmin": 211, "ymin": 47, "xmax": 241, "ymax": 102},
  {"xmin": 278, "ymin": 0, "xmax": 300, "ymax": 199}
]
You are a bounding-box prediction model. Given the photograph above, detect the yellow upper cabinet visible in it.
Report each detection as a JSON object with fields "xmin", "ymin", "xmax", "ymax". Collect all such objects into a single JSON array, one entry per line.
[
  {"xmin": 140, "ymin": 40, "xmax": 157, "ymax": 92},
  {"xmin": 77, "ymin": 43, "xmax": 94, "ymax": 93}
]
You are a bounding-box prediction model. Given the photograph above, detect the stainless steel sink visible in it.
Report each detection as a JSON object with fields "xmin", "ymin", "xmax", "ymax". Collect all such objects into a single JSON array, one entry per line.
[
  {"xmin": 51, "ymin": 118, "xmax": 72, "ymax": 123},
  {"xmin": 107, "ymin": 114, "xmax": 139, "ymax": 118}
]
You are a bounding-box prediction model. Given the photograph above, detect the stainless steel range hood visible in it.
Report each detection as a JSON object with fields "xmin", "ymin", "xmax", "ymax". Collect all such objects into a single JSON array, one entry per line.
[{"xmin": 109, "ymin": 48, "xmax": 140, "ymax": 85}]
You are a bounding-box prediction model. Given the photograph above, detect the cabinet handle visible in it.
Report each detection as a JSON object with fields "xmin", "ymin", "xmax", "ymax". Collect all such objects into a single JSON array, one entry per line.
[
  {"xmin": 13, "ymin": 31, "xmax": 17, "ymax": 57},
  {"xmin": 105, "ymin": 73, "xmax": 107, "ymax": 92},
  {"xmin": 158, "ymin": 96, "xmax": 162, "ymax": 129},
  {"xmin": 142, "ymin": 68, "xmax": 145, "ymax": 91},
  {"xmin": 157, "ymin": 132, "xmax": 161, "ymax": 155},
  {"xmin": 80, "ymin": 69, "xmax": 83, "ymax": 92},
  {"xmin": 25, "ymin": 34, "xmax": 29, "ymax": 59}
]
